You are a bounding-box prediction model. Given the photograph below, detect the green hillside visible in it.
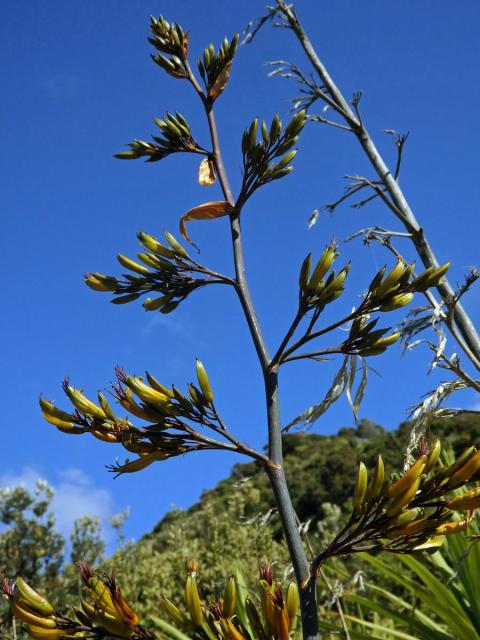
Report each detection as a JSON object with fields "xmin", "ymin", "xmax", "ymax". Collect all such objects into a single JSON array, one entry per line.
[
  {"xmin": 150, "ymin": 414, "xmax": 480, "ymax": 539},
  {"xmin": 101, "ymin": 413, "xmax": 480, "ymax": 615}
]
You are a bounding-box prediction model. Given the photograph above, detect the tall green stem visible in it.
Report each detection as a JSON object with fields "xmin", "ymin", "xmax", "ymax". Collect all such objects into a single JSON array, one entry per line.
[{"xmin": 203, "ymin": 100, "xmax": 319, "ymax": 639}]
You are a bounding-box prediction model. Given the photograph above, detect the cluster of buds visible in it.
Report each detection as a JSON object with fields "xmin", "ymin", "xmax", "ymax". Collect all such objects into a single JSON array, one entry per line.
[
  {"xmin": 1, "ymin": 577, "xmax": 72, "ymax": 640},
  {"xmin": 340, "ymin": 259, "xmax": 450, "ymax": 355},
  {"xmin": 1, "ymin": 564, "xmax": 298, "ymax": 640},
  {"xmin": 39, "ymin": 360, "xmax": 227, "ymax": 477},
  {"xmin": 148, "ymin": 15, "xmax": 189, "ymax": 78},
  {"xmin": 342, "ymin": 316, "xmax": 401, "ymax": 357},
  {"xmin": 313, "ymin": 440, "xmax": 480, "ymax": 571},
  {"xmin": 299, "ymin": 250, "xmax": 450, "ymax": 318},
  {"xmin": 295, "ymin": 248, "xmax": 451, "ymax": 358},
  {"xmin": 160, "ymin": 563, "xmax": 299, "ymax": 640},
  {"xmin": 197, "ymin": 35, "xmax": 239, "ymax": 101},
  {"xmin": 85, "ymin": 230, "xmax": 222, "ymax": 312},
  {"xmin": 75, "ymin": 564, "xmax": 139, "ymax": 638},
  {"xmin": 255, "ymin": 564, "xmax": 299, "ymax": 640},
  {"xmin": 2, "ymin": 568, "xmax": 148, "ymax": 640},
  {"xmin": 339, "ymin": 258, "xmax": 450, "ymax": 356},
  {"xmin": 299, "ymin": 244, "xmax": 350, "ymax": 311},
  {"xmin": 237, "ymin": 111, "xmax": 307, "ymax": 205},
  {"xmin": 115, "ymin": 112, "xmax": 204, "ymax": 162},
  {"xmin": 366, "ymin": 259, "xmax": 450, "ymax": 312}
]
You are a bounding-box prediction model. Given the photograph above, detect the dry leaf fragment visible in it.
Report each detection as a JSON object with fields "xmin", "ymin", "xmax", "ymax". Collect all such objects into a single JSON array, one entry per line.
[
  {"xmin": 182, "ymin": 32, "xmax": 189, "ymax": 59},
  {"xmin": 198, "ymin": 157, "xmax": 216, "ymax": 186},
  {"xmin": 208, "ymin": 62, "xmax": 232, "ymax": 100},
  {"xmin": 284, "ymin": 357, "xmax": 349, "ymax": 431},
  {"xmin": 179, "ymin": 200, "xmax": 234, "ymax": 245}
]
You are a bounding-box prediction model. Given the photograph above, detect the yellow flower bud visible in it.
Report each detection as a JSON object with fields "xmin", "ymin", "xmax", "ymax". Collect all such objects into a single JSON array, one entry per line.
[
  {"xmin": 352, "ymin": 462, "xmax": 368, "ymax": 514},
  {"xmin": 195, "ymin": 359, "xmax": 214, "ymax": 404},
  {"xmin": 424, "ymin": 439, "xmax": 441, "ymax": 473},
  {"xmin": 448, "ymin": 450, "xmax": 480, "ymax": 486},
  {"xmin": 435, "ymin": 515, "xmax": 473, "ymax": 535},
  {"xmin": 223, "ymin": 577, "xmax": 236, "ymax": 619},
  {"xmin": 386, "ymin": 477, "xmax": 421, "ymax": 517},
  {"xmin": 369, "ymin": 454, "xmax": 385, "ymax": 500},
  {"xmin": 447, "ymin": 487, "xmax": 480, "ymax": 511},
  {"xmin": 185, "ymin": 575, "xmax": 203, "ymax": 627},
  {"xmin": 285, "ymin": 582, "xmax": 300, "ymax": 624},
  {"xmin": 387, "ymin": 456, "xmax": 426, "ymax": 498}
]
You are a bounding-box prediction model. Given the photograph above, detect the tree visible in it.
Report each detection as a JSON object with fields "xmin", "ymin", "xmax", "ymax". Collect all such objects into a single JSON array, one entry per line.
[
  {"xmin": 3, "ymin": 4, "xmax": 480, "ymax": 640},
  {"xmin": 0, "ymin": 481, "xmax": 64, "ymax": 640},
  {"xmin": 0, "ymin": 481, "xmax": 64, "ymax": 588},
  {"xmin": 70, "ymin": 516, "xmax": 105, "ymax": 569}
]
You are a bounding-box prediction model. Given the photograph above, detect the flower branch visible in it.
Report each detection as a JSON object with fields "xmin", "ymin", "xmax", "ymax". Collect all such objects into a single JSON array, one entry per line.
[
  {"xmin": 309, "ymin": 441, "xmax": 480, "ymax": 582},
  {"xmin": 39, "ymin": 360, "xmax": 268, "ymax": 476}
]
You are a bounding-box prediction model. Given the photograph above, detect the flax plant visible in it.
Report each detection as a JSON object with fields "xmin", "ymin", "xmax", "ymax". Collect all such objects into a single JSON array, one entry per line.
[{"xmin": 3, "ymin": 10, "xmax": 480, "ymax": 640}]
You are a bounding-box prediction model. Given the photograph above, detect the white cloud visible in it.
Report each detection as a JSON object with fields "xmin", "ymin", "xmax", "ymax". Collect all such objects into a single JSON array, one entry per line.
[
  {"xmin": 38, "ymin": 74, "xmax": 82, "ymax": 98},
  {"xmin": 0, "ymin": 467, "xmax": 42, "ymax": 494},
  {"xmin": 141, "ymin": 312, "xmax": 201, "ymax": 345},
  {"xmin": 0, "ymin": 466, "xmax": 116, "ymax": 543},
  {"xmin": 52, "ymin": 469, "xmax": 114, "ymax": 537}
]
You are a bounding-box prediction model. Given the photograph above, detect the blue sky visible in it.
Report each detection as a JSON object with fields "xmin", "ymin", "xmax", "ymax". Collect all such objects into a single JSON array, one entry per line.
[{"xmin": 2, "ymin": 1, "xmax": 480, "ymax": 552}]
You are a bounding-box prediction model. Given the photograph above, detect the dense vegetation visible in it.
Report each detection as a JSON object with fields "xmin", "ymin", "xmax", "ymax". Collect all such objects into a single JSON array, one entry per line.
[
  {"xmin": 148, "ymin": 413, "xmax": 480, "ymax": 542},
  {"xmin": 3, "ymin": 412, "xmax": 479, "ymax": 633}
]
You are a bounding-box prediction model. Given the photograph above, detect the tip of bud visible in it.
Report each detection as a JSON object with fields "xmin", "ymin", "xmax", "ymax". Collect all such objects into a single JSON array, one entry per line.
[
  {"xmin": 258, "ymin": 561, "xmax": 273, "ymax": 585},
  {"xmin": 77, "ymin": 561, "xmax": 94, "ymax": 585},
  {"xmin": 1, "ymin": 577, "xmax": 14, "ymax": 598}
]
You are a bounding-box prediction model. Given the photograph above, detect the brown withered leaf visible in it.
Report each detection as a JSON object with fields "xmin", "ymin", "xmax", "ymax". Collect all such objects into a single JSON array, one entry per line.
[
  {"xmin": 179, "ymin": 200, "xmax": 234, "ymax": 245},
  {"xmin": 181, "ymin": 32, "xmax": 189, "ymax": 59},
  {"xmin": 198, "ymin": 157, "xmax": 216, "ymax": 186},
  {"xmin": 208, "ymin": 62, "xmax": 232, "ymax": 100}
]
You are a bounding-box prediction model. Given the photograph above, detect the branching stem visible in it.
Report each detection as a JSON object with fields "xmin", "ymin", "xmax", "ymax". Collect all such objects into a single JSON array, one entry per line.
[
  {"xmin": 271, "ymin": 304, "xmax": 307, "ymax": 366},
  {"xmin": 184, "ymin": 61, "xmax": 319, "ymax": 639},
  {"xmin": 283, "ymin": 347, "xmax": 341, "ymax": 364},
  {"xmin": 281, "ymin": 307, "xmax": 363, "ymax": 363},
  {"xmin": 275, "ymin": 0, "xmax": 480, "ymax": 369}
]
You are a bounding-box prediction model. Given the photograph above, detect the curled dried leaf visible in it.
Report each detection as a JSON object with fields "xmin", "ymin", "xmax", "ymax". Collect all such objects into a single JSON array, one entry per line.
[
  {"xmin": 179, "ymin": 200, "xmax": 234, "ymax": 245},
  {"xmin": 208, "ymin": 61, "xmax": 232, "ymax": 100},
  {"xmin": 198, "ymin": 157, "xmax": 216, "ymax": 186}
]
